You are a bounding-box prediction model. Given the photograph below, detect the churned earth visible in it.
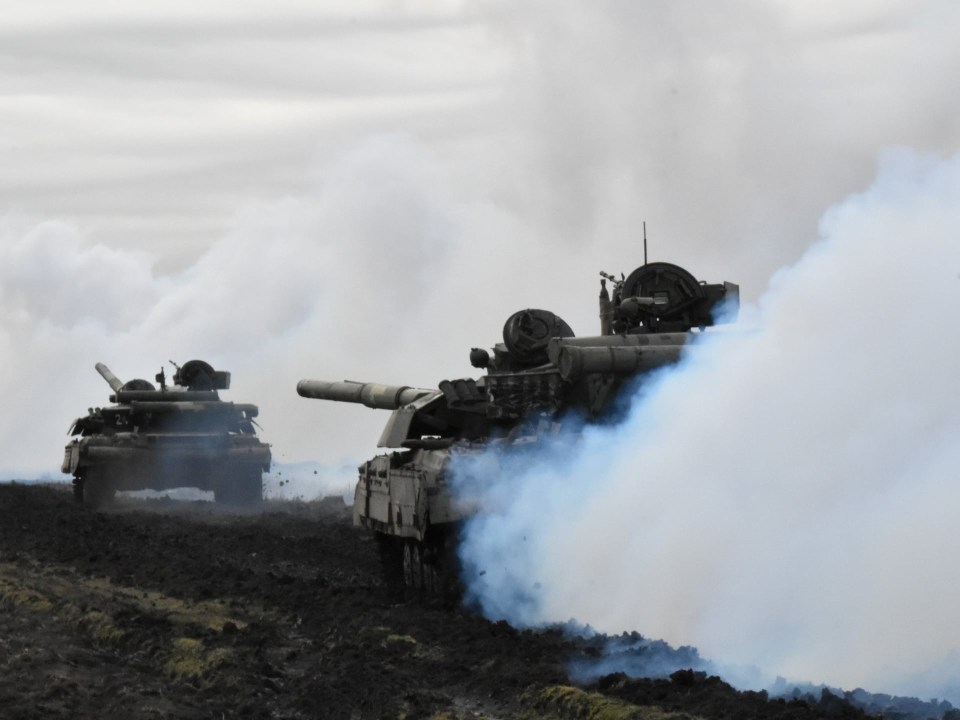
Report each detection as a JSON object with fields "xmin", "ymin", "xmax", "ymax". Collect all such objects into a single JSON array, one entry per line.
[{"xmin": 0, "ymin": 483, "xmax": 949, "ymax": 720}]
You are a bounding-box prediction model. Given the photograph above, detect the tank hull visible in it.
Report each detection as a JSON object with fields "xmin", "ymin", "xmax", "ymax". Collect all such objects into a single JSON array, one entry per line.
[
  {"xmin": 353, "ymin": 447, "xmax": 465, "ymax": 538},
  {"xmin": 353, "ymin": 446, "xmax": 472, "ymax": 602},
  {"xmin": 63, "ymin": 433, "xmax": 270, "ymax": 507},
  {"xmin": 64, "ymin": 360, "xmax": 270, "ymax": 508}
]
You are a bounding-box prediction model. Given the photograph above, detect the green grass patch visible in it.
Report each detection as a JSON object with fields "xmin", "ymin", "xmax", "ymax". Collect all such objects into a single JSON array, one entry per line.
[
  {"xmin": 164, "ymin": 636, "xmax": 232, "ymax": 679},
  {"xmin": 522, "ymin": 685, "xmax": 700, "ymax": 720}
]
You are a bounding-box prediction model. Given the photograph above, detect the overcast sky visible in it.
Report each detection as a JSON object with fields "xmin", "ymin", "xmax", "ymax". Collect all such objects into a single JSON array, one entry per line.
[{"xmin": 2, "ymin": 0, "xmax": 960, "ymax": 480}]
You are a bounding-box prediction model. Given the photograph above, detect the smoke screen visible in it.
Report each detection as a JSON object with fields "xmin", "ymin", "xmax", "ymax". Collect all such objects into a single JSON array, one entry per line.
[
  {"xmin": 453, "ymin": 149, "xmax": 960, "ymax": 701},
  {"xmin": 3, "ymin": 2, "xmax": 960, "ymax": 695},
  {"xmin": 4, "ymin": 2, "xmax": 960, "ymax": 487}
]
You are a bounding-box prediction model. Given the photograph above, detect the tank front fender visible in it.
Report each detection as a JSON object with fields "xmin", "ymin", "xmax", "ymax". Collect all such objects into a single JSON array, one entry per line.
[{"xmin": 61, "ymin": 441, "xmax": 80, "ymax": 474}]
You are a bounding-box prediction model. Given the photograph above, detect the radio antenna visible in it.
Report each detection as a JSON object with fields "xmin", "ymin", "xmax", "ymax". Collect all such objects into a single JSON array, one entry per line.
[{"xmin": 643, "ymin": 221, "xmax": 648, "ymax": 265}]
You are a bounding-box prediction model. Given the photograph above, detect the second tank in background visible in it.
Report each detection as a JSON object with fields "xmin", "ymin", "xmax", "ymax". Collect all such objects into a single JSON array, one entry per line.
[{"xmin": 63, "ymin": 359, "xmax": 271, "ymax": 508}]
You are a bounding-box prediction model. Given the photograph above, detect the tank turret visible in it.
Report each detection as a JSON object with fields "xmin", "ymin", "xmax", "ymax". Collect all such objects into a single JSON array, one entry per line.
[
  {"xmin": 298, "ymin": 260, "xmax": 738, "ymax": 602},
  {"xmin": 63, "ymin": 359, "xmax": 271, "ymax": 508}
]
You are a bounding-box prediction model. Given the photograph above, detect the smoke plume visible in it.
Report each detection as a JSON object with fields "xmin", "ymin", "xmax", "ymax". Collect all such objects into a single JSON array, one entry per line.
[
  {"xmin": 0, "ymin": 136, "xmax": 489, "ymax": 486},
  {"xmin": 4, "ymin": 2, "xmax": 960, "ymax": 494},
  {"xmin": 453, "ymin": 148, "xmax": 960, "ymax": 701}
]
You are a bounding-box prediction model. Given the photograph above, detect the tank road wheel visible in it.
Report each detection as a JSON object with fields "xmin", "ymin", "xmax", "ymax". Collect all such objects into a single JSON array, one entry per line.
[
  {"xmin": 422, "ymin": 556, "xmax": 438, "ymax": 598},
  {"xmin": 433, "ymin": 548, "xmax": 460, "ymax": 604},
  {"xmin": 214, "ymin": 464, "xmax": 263, "ymax": 507},
  {"xmin": 402, "ymin": 539, "xmax": 427, "ymax": 597},
  {"xmin": 424, "ymin": 532, "xmax": 462, "ymax": 607},
  {"xmin": 81, "ymin": 468, "xmax": 116, "ymax": 510},
  {"xmin": 402, "ymin": 541, "xmax": 415, "ymax": 589},
  {"xmin": 410, "ymin": 542, "xmax": 423, "ymax": 592},
  {"xmin": 381, "ymin": 534, "xmax": 461, "ymax": 605},
  {"xmin": 236, "ymin": 465, "xmax": 263, "ymax": 506},
  {"xmin": 376, "ymin": 535, "xmax": 404, "ymax": 598},
  {"xmin": 380, "ymin": 535, "xmax": 458, "ymax": 603}
]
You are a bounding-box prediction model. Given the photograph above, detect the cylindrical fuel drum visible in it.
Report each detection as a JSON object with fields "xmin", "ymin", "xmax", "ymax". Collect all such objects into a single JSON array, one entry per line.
[{"xmin": 556, "ymin": 345, "xmax": 683, "ymax": 381}]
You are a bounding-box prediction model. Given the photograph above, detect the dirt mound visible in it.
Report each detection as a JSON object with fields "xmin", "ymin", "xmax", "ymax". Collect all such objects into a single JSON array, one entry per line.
[{"xmin": 0, "ymin": 483, "xmax": 918, "ymax": 719}]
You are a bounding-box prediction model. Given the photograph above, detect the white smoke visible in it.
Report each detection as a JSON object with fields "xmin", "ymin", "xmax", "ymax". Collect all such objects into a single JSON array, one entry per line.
[
  {"xmin": 0, "ymin": 135, "xmax": 486, "ymax": 480},
  {"xmin": 453, "ymin": 148, "xmax": 960, "ymax": 701},
  {"xmin": 0, "ymin": 131, "xmax": 602, "ymax": 485},
  {"xmin": 5, "ymin": 2, "xmax": 960, "ymax": 486}
]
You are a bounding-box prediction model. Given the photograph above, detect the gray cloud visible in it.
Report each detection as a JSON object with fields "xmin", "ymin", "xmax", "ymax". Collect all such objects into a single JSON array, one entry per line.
[
  {"xmin": 1, "ymin": 0, "xmax": 956, "ymax": 462},
  {"xmin": 1, "ymin": 1, "xmax": 956, "ymax": 451}
]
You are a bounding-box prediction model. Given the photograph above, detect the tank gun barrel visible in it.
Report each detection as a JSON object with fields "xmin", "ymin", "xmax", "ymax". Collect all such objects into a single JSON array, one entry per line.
[
  {"xmin": 95, "ymin": 363, "xmax": 124, "ymax": 393},
  {"xmin": 297, "ymin": 380, "xmax": 436, "ymax": 410}
]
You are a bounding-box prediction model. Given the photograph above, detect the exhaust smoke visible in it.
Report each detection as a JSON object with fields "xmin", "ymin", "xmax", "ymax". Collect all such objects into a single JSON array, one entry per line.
[{"xmin": 452, "ymin": 148, "xmax": 960, "ymax": 702}]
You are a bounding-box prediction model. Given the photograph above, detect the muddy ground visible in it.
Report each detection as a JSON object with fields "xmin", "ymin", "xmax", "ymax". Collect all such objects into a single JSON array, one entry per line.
[{"xmin": 0, "ymin": 483, "xmax": 949, "ymax": 719}]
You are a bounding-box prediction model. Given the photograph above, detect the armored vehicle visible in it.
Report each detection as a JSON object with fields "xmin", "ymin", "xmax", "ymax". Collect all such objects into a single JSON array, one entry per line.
[
  {"xmin": 63, "ymin": 359, "xmax": 271, "ymax": 508},
  {"xmin": 298, "ymin": 261, "xmax": 738, "ymax": 599}
]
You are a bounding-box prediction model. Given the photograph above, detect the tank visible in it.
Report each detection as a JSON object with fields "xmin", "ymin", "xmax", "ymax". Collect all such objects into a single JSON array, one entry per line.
[
  {"xmin": 62, "ymin": 359, "xmax": 271, "ymax": 508},
  {"xmin": 297, "ymin": 261, "xmax": 739, "ymax": 600}
]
